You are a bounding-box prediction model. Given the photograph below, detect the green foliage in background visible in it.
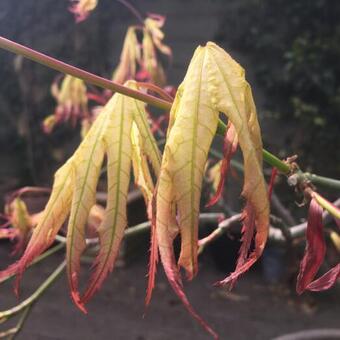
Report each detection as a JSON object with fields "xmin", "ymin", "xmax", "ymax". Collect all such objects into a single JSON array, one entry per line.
[{"xmin": 218, "ymin": 0, "xmax": 340, "ymax": 176}]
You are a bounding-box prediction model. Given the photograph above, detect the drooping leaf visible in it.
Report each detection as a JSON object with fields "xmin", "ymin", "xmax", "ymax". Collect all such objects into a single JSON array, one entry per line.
[
  {"xmin": 296, "ymin": 197, "xmax": 340, "ymax": 294},
  {"xmin": 141, "ymin": 32, "xmax": 167, "ymax": 87},
  {"xmin": 66, "ymin": 107, "xmax": 108, "ymax": 310},
  {"xmin": 148, "ymin": 42, "xmax": 268, "ymax": 337},
  {"xmin": 206, "ymin": 43, "xmax": 269, "ymax": 286},
  {"xmin": 139, "ymin": 14, "xmax": 172, "ymax": 87},
  {"xmin": 144, "ymin": 14, "xmax": 172, "ymax": 57},
  {"xmin": 131, "ymin": 123, "xmax": 154, "ymax": 217},
  {"xmin": 112, "ymin": 27, "xmax": 141, "ymax": 84},
  {"xmin": 0, "ymin": 81, "xmax": 161, "ymax": 312},
  {"xmin": 131, "ymin": 96, "xmax": 162, "ymax": 176},
  {"xmin": 80, "ymin": 82, "xmax": 161, "ymax": 305},
  {"xmin": 0, "ymin": 160, "xmax": 74, "ymax": 292},
  {"xmin": 306, "ymin": 263, "xmax": 340, "ymax": 291},
  {"xmin": 80, "ymin": 93, "xmax": 134, "ymax": 305}
]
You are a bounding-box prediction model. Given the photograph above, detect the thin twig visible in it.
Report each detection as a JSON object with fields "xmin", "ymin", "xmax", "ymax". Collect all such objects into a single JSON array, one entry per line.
[
  {"xmin": 198, "ymin": 214, "xmax": 241, "ymax": 253},
  {"xmin": 0, "ymin": 261, "xmax": 65, "ymax": 321},
  {"xmin": 270, "ymin": 193, "xmax": 297, "ymax": 226},
  {"xmin": 1, "ymin": 36, "xmax": 338, "ymax": 188},
  {"xmin": 7, "ymin": 305, "xmax": 32, "ymax": 340},
  {"xmin": 269, "ymin": 198, "xmax": 340, "ymax": 242}
]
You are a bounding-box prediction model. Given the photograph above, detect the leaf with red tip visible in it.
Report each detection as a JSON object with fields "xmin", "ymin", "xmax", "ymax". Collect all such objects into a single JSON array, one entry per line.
[
  {"xmin": 205, "ymin": 43, "xmax": 270, "ymax": 285},
  {"xmin": 220, "ymin": 202, "xmax": 256, "ymax": 289},
  {"xmin": 82, "ymin": 82, "xmax": 161, "ymax": 305},
  {"xmin": 150, "ymin": 43, "xmax": 268, "ymax": 337},
  {"xmin": 0, "ymin": 160, "xmax": 74, "ymax": 294},
  {"xmin": 307, "ymin": 263, "xmax": 340, "ymax": 292},
  {"xmin": 80, "ymin": 93, "xmax": 134, "ymax": 304},
  {"xmin": 66, "ymin": 107, "xmax": 108, "ymax": 309},
  {"xmin": 145, "ymin": 186, "xmax": 159, "ymax": 307},
  {"xmin": 206, "ymin": 123, "xmax": 238, "ymax": 208},
  {"xmin": 296, "ymin": 198, "xmax": 326, "ymax": 294},
  {"xmin": 296, "ymin": 197, "xmax": 340, "ymax": 293},
  {"xmin": 1, "ymin": 81, "xmax": 162, "ymax": 311},
  {"xmin": 154, "ymin": 167, "xmax": 218, "ymax": 339}
]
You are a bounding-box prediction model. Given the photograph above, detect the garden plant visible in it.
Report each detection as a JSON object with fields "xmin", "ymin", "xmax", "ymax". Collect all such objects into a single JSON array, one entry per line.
[{"xmin": 0, "ymin": 1, "xmax": 339, "ymax": 339}]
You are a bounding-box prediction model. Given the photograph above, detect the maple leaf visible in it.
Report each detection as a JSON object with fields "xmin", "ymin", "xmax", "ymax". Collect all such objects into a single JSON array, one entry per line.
[
  {"xmin": 140, "ymin": 14, "xmax": 172, "ymax": 87},
  {"xmin": 296, "ymin": 195, "xmax": 340, "ymax": 294},
  {"xmin": 112, "ymin": 14, "xmax": 171, "ymax": 87},
  {"xmin": 147, "ymin": 42, "xmax": 269, "ymax": 338},
  {"xmin": 69, "ymin": 0, "xmax": 98, "ymax": 23},
  {"xmin": 144, "ymin": 14, "xmax": 172, "ymax": 57},
  {"xmin": 112, "ymin": 27, "xmax": 141, "ymax": 84},
  {"xmin": 0, "ymin": 81, "xmax": 160, "ymax": 312}
]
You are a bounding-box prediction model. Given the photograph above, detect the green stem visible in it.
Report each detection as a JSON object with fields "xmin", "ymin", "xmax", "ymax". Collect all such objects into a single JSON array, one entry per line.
[
  {"xmin": 313, "ymin": 192, "xmax": 340, "ymax": 219},
  {"xmin": 262, "ymin": 149, "xmax": 290, "ymax": 174},
  {"xmin": 215, "ymin": 122, "xmax": 290, "ymax": 174},
  {"xmin": 0, "ymin": 36, "xmax": 339, "ymax": 190},
  {"xmin": 7, "ymin": 306, "xmax": 32, "ymax": 340},
  {"xmin": 305, "ymin": 173, "xmax": 340, "ymax": 191},
  {"xmin": 0, "ymin": 261, "xmax": 65, "ymax": 321},
  {"xmin": 0, "ymin": 36, "xmax": 171, "ymax": 111}
]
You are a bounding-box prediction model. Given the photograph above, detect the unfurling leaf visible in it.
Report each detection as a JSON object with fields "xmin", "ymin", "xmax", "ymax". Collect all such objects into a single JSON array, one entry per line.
[
  {"xmin": 296, "ymin": 197, "xmax": 340, "ymax": 294},
  {"xmin": 0, "ymin": 81, "xmax": 160, "ymax": 312},
  {"xmin": 69, "ymin": 0, "xmax": 98, "ymax": 23},
  {"xmin": 147, "ymin": 42, "xmax": 268, "ymax": 338}
]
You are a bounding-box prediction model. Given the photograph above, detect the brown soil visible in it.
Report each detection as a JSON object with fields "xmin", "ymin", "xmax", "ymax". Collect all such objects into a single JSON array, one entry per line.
[{"xmin": 0, "ymin": 241, "xmax": 339, "ymax": 340}]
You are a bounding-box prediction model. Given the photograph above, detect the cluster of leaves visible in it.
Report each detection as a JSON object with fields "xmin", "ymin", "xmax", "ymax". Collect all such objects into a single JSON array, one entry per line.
[
  {"xmin": 217, "ymin": 0, "xmax": 340, "ymax": 176},
  {"xmin": 0, "ymin": 34, "xmax": 274, "ymax": 336},
  {"xmin": 0, "ymin": 1, "xmax": 339, "ymax": 339},
  {"xmin": 42, "ymin": 10, "xmax": 171, "ymax": 137}
]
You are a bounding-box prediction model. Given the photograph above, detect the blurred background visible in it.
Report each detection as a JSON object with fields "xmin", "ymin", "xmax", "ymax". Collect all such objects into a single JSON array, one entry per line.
[{"xmin": 0, "ymin": 0, "xmax": 339, "ymax": 339}]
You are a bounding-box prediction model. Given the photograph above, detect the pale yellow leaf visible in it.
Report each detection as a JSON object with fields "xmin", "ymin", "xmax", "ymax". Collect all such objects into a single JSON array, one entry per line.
[{"xmin": 112, "ymin": 27, "xmax": 141, "ymax": 84}]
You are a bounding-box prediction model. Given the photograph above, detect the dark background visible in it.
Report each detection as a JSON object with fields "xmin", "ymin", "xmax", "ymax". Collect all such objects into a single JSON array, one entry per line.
[{"xmin": 0, "ymin": 0, "xmax": 339, "ymax": 339}]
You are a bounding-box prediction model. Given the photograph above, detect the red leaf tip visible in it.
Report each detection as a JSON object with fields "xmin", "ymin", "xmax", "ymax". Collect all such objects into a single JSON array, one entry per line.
[{"xmin": 71, "ymin": 290, "xmax": 88, "ymax": 314}]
